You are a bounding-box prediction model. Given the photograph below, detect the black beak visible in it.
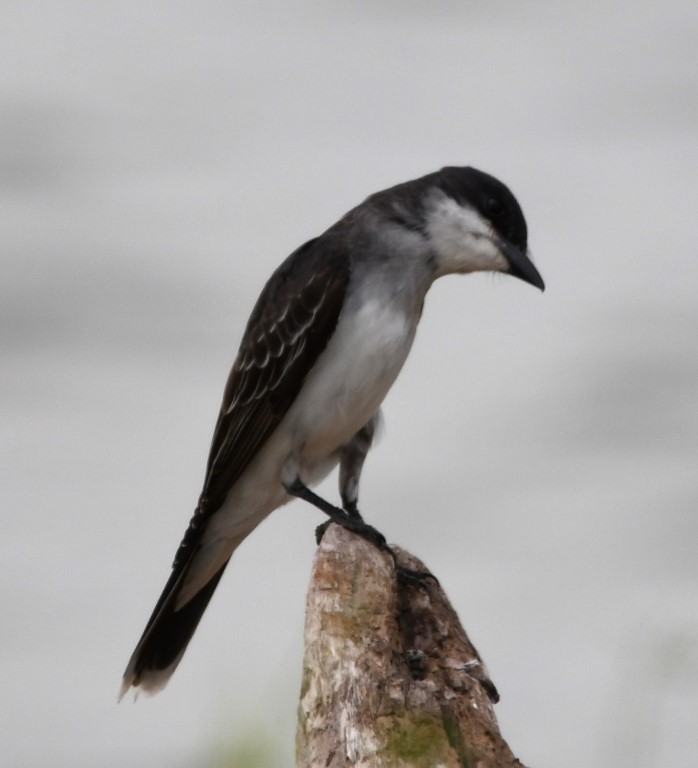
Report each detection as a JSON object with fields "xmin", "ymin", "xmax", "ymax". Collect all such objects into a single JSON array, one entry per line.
[{"xmin": 498, "ymin": 240, "xmax": 545, "ymax": 291}]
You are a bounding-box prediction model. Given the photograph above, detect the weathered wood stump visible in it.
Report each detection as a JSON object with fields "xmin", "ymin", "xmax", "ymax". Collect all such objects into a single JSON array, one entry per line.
[{"xmin": 296, "ymin": 525, "xmax": 526, "ymax": 768}]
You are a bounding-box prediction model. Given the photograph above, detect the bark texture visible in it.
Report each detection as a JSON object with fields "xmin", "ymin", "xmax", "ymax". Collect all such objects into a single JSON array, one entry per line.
[{"xmin": 296, "ymin": 525, "xmax": 526, "ymax": 768}]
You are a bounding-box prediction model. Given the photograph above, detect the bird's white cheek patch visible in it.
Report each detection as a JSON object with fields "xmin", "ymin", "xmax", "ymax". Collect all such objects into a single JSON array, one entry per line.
[
  {"xmin": 426, "ymin": 196, "xmax": 508, "ymax": 276},
  {"xmin": 460, "ymin": 235, "xmax": 509, "ymax": 274}
]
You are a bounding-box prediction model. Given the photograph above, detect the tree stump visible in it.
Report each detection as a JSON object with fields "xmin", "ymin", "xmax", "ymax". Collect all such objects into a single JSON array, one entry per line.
[{"xmin": 296, "ymin": 525, "xmax": 526, "ymax": 768}]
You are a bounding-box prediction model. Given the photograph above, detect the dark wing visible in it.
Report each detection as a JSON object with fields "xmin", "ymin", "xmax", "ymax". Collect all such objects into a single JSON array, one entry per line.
[
  {"xmin": 173, "ymin": 236, "xmax": 351, "ymax": 567},
  {"xmin": 121, "ymin": 237, "xmax": 351, "ymax": 691}
]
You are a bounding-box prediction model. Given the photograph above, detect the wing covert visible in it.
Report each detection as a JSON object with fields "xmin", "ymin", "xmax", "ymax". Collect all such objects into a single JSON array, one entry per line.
[{"xmin": 172, "ymin": 237, "xmax": 350, "ymax": 567}]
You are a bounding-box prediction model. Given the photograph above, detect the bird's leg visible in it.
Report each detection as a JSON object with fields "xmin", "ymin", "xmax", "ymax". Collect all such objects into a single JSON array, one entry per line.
[
  {"xmin": 313, "ymin": 471, "xmax": 366, "ymax": 544},
  {"xmin": 284, "ymin": 478, "xmax": 386, "ymax": 551},
  {"xmin": 311, "ymin": 416, "xmax": 377, "ymax": 544},
  {"xmin": 313, "ymin": 495, "xmax": 364, "ymax": 544},
  {"xmin": 342, "ymin": 498, "xmax": 363, "ymax": 520},
  {"xmin": 338, "ymin": 417, "xmax": 378, "ymax": 521},
  {"xmin": 284, "ymin": 478, "xmax": 437, "ymax": 589}
]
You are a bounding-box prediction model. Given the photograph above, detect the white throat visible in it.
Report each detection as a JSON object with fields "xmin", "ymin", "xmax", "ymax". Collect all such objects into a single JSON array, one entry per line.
[{"xmin": 425, "ymin": 193, "xmax": 508, "ymax": 278}]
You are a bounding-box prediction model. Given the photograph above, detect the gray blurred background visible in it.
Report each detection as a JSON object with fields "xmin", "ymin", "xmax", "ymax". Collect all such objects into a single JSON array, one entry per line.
[{"xmin": 1, "ymin": 1, "xmax": 697, "ymax": 766}]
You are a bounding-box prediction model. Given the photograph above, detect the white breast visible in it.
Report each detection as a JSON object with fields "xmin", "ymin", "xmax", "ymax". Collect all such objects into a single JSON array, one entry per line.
[{"xmin": 287, "ymin": 295, "xmax": 417, "ymax": 471}]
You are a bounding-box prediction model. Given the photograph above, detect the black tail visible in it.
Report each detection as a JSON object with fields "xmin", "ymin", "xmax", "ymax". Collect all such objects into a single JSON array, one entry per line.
[{"xmin": 120, "ymin": 557, "xmax": 229, "ymax": 697}]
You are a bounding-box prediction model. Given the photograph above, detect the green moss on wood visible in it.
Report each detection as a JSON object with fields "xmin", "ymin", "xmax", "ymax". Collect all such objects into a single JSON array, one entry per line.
[{"xmin": 382, "ymin": 713, "xmax": 458, "ymax": 766}]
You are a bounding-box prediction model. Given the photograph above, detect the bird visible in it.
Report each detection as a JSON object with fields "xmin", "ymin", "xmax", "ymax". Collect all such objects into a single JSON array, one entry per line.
[{"xmin": 119, "ymin": 165, "xmax": 544, "ymax": 698}]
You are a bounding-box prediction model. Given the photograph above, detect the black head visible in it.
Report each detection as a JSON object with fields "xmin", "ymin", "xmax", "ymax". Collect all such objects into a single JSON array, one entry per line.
[
  {"xmin": 429, "ymin": 166, "xmax": 543, "ymax": 290},
  {"xmin": 435, "ymin": 166, "xmax": 528, "ymax": 253},
  {"xmin": 363, "ymin": 165, "xmax": 543, "ymax": 290}
]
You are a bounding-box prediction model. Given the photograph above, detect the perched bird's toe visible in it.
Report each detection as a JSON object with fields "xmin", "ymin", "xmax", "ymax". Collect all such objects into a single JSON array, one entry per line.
[{"xmin": 315, "ymin": 520, "xmax": 331, "ymax": 544}]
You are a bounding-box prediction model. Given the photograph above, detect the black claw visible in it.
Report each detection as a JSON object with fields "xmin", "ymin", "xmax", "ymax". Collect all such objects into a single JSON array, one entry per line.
[
  {"xmin": 362, "ymin": 525, "xmax": 386, "ymax": 550},
  {"xmin": 337, "ymin": 516, "xmax": 386, "ymax": 550},
  {"xmin": 313, "ymin": 513, "xmax": 386, "ymax": 550},
  {"xmin": 315, "ymin": 520, "xmax": 331, "ymax": 544}
]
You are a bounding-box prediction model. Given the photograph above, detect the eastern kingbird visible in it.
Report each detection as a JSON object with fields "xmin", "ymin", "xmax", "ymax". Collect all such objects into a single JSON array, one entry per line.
[{"xmin": 120, "ymin": 166, "xmax": 544, "ymax": 697}]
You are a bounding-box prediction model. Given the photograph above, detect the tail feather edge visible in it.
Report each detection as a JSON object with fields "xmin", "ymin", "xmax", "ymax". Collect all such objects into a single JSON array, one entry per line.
[{"xmin": 119, "ymin": 558, "xmax": 230, "ymax": 699}]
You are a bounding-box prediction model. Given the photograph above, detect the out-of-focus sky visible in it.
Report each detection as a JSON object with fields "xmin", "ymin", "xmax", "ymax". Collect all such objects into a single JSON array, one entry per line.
[{"xmin": 1, "ymin": 2, "xmax": 696, "ymax": 766}]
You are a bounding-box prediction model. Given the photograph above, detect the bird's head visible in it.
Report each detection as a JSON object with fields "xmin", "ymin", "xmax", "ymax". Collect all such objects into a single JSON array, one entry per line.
[{"xmin": 423, "ymin": 166, "xmax": 544, "ymax": 291}]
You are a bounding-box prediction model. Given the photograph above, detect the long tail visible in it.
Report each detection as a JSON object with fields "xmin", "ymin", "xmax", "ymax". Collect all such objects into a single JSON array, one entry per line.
[{"xmin": 119, "ymin": 553, "xmax": 230, "ymax": 698}]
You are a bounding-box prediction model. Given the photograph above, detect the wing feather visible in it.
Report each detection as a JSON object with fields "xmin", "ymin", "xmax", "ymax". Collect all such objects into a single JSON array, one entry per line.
[{"xmin": 171, "ymin": 237, "xmax": 350, "ymax": 568}]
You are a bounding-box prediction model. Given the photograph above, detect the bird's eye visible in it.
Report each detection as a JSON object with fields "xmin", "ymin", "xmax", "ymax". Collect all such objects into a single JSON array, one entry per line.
[{"xmin": 484, "ymin": 197, "xmax": 504, "ymax": 217}]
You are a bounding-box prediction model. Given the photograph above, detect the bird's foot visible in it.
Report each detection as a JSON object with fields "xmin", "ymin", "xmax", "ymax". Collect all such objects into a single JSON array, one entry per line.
[
  {"xmin": 341, "ymin": 498, "xmax": 364, "ymax": 521},
  {"xmin": 315, "ymin": 498, "xmax": 365, "ymax": 543},
  {"xmin": 314, "ymin": 520, "xmax": 331, "ymax": 545},
  {"xmin": 318, "ymin": 514, "xmax": 387, "ymax": 550},
  {"xmin": 285, "ymin": 478, "xmax": 385, "ymax": 549},
  {"xmin": 285, "ymin": 479, "xmax": 436, "ymax": 588},
  {"xmin": 316, "ymin": 515, "xmax": 436, "ymax": 591}
]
